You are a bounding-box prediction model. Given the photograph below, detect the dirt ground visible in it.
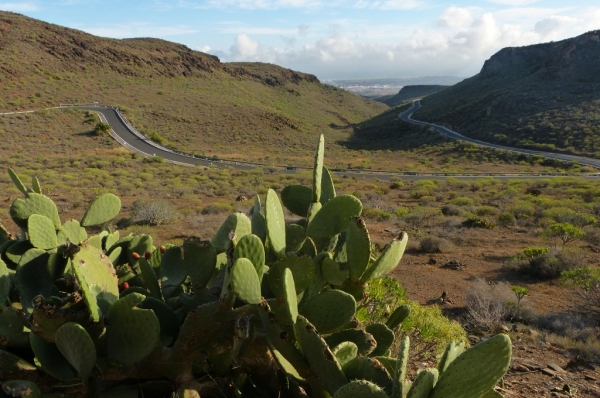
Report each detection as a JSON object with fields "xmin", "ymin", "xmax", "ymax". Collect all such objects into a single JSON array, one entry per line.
[{"xmin": 367, "ymin": 225, "xmax": 600, "ymax": 398}]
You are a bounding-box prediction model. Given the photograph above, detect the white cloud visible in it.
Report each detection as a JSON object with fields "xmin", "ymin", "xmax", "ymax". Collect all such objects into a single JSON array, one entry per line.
[
  {"xmin": 0, "ymin": 2, "xmax": 38, "ymax": 11},
  {"xmin": 230, "ymin": 33, "xmax": 262, "ymax": 59},
  {"xmin": 486, "ymin": 0, "xmax": 540, "ymax": 5},
  {"xmin": 85, "ymin": 23, "xmax": 197, "ymax": 38},
  {"xmin": 438, "ymin": 6, "xmax": 473, "ymax": 28},
  {"xmin": 534, "ymin": 15, "xmax": 577, "ymax": 39}
]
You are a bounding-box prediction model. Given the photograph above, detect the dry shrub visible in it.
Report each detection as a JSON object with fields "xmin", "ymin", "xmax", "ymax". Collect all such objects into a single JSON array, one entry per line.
[
  {"xmin": 419, "ymin": 236, "xmax": 454, "ymax": 253},
  {"xmin": 131, "ymin": 199, "xmax": 177, "ymax": 225},
  {"xmin": 466, "ymin": 278, "xmax": 513, "ymax": 331}
]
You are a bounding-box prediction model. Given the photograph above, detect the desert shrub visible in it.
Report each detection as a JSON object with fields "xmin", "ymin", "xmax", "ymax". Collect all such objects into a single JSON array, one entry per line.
[
  {"xmin": 150, "ymin": 131, "xmax": 168, "ymax": 145},
  {"xmin": 358, "ymin": 277, "xmax": 467, "ymax": 355},
  {"xmin": 543, "ymin": 207, "xmax": 596, "ymax": 227},
  {"xmin": 131, "ymin": 199, "xmax": 177, "ymax": 225},
  {"xmin": 403, "ymin": 207, "xmax": 443, "ymax": 228},
  {"xmin": 497, "ymin": 212, "xmax": 516, "ymax": 227},
  {"xmin": 462, "ymin": 216, "xmax": 495, "ymax": 229},
  {"xmin": 466, "ymin": 278, "xmax": 513, "ymax": 332},
  {"xmin": 389, "ymin": 181, "xmax": 404, "ymax": 189},
  {"xmin": 508, "ymin": 201, "xmax": 535, "ymax": 219},
  {"xmin": 362, "ymin": 206, "xmax": 393, "ymax": 221},
  {"xmin": 561, "ymin": 267, "xmax": 600, "ymax": 322},
  {"xmin": 201, "ymin": 202, "xmax": 234, "ymax": 215},
  {"xmin": 409, "ymin": 188, "xmax": 431, "ymax": 199},
  {"xmin": 394, "ymin": 207, "xmax": 408, "ymax": 217},
  {"xmin": 441, "ymin": 205, "xmax": 462, "ymax": 216},
  {"xmin": 475, "ymin": 206, "xmax": 499, "ymax": 217},
  {"xmin": 419, "ymin": 236, "xmax": 453, "ymax": 253},
  {"xmin": 510, "ymin": 247, "xmax": 586, "ymax": 279},
  {"xmin": 450, "ymin": 197, "xmax": 474, "ymax": 206},
  {"xmin": 542, "ymin": 223, "xmax": 586, "ymax": 247}
]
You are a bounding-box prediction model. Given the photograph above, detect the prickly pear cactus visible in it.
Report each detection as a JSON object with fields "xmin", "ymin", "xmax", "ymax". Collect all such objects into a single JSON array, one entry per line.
[{"xmin": 0, "ymin": 135, "xmax": 511, "ymax": 398}]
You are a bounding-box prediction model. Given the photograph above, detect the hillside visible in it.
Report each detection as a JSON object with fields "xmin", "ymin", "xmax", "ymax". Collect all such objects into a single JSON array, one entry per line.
[
  {"xmin": 414, "ymin": 30, "xmax": 600, "ymax": 156},
  {"xmin": 0, "ymin": 11, "xmax": 387, "ymax": 166},
  {"xmin": 376, "ymin": 85, "xmax": 449, "ymax": 107}
]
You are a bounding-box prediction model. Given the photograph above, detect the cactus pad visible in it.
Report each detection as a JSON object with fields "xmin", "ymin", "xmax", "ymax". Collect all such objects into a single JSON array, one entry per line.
[
  {"xmin": 346, "ymin": 216, "xmax": 371, "ymax": 281},
  {"xmin": 306, "ymin": 195, "xmax": 362, "ymax": 239},
  {"xmin": 0, "ymin": 306, "xmax": 29, "ymax": 347},
  {"xmin": 138, "ymin": 257, "xmax": 162, "ymax": 300},
  {"xmin": 183, "ymin": 239, "xmax": 217, "ymax": 289},
  {"xmin": 251, "ymin": 195, "xmax": 267, "ymax": 243},
  {"xmin": 320, "ymin": 166, "xmax": 336, "ymax": 204},
  {"xmin": 55, "ymin": 322, "xmax": 96, "ymax": 380},
  {"xmin": 57, "ymin": 219, "xmax": 87, "ymax": 246},
  {"xmin": 31, "ymin": 176, "xmax": 42, "ymax": 194},
  {"xmin": 128, "ymin": 234, "xmax": 153, "ymax": 265},
  {"xmin": 1, "ymin": 380, "xmax": 42, "ymax": 398},
  {"xmin": 16, "ymin": 248, "xmax": 52, "ymax": 314},
  {"xmin": 342, "ymin": 357, "xmax": 393, "ymax": 394},
  {"xmin": 437, "ymin": 341, "xmax": 466, "ymax": 374},
  {"xmin": 332, "ymin": 341, "xmax": 358, "ymax": 367},
  {"xmin": 231, "ymin": 258, "xmax": 262, "ymax": 304},
  {"xmin": 107, "ymin": 293, "xmax": 160, "ymax": 366},
  {"xmin": 8, "ymin": 168, "xmax": 28, "ymax": 196},
  {"xmin": 333, "ymin": 380, "xmax": 389, "ymax": 398},
  {"xmin": 301, "ymin": 290, "xmax": 356, "ymax": 334},
  {"xmin": 429, "ymin": 334, "xmax": 512, "ymax": 398},
  {"xmin": 312, "ymin": 134, "xmax": 325, "ymax": 203},
  {"xmin": 10, "ymin": 193, "xmax": 61, "ymax": 230},
  {"xmin": 321, "ymin": 256, "xmax": 350, "ymax": 286},
  {"xmin": 325, "ymin": 329, "xmax": 377, "ymax": 356},
  {"xmin": 269, "ymin": 253, "xmax": 315, "ymax": 295},
  {"xmin": 406, "ymin": 368, "xmax": 438, "ymax": 398},
  {"xmin": 212, "ymin": 212, "xmax": 252, "ymax": 253},
  {"xmin": 233, "ymin": 234, "xmax": 265, "ymax": 279},
  {"xmin": 386, "ymin": 304, "xmax": 411, "ymax": 330},
  {"xmin": 265, "ymin": 189, "xmax": 286, "ymax": 257},
  {"xmin": 286, "ymin": 223, "xmax": 307, "ymax": 253},
  {"xmin": 361, "ymin": 232, "xmax": 408, "ymax": 282},
  {"xmin": 294, "ymin": 315, "xmax": 347, "ymax": 394},
  {"xmin": 138, "ymin": 297, "xmax": 180, "ymax": 347},
  {"xmin": 29, "ymin": 333, "xmax": 76, "ymax": 381},
  {"xmin": 365, "ymin": 323, "xmax": 395, "ymax": 357},
  {"xmin": 80, "ymin": 193, "xmax": 121, "ymax": 227},
  {"xmin": 27, "ymin": 214, "xmax": 57, "ymax": 250},
  {"xmin": 281, "ymin": 185, "xmax": 312, "ymax": 217},
  {"xmin": 0, "ymin": 259, "xmax": 13, "ymax": 304}
]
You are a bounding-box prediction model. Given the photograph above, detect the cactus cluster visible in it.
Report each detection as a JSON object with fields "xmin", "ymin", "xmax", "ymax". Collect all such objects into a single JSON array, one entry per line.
[{"xmin": 0, "ymin": 136, "xmax": 511, "ymax": 398}]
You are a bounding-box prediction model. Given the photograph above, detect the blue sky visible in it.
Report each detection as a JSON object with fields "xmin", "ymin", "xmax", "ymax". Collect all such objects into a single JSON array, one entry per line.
[{"xmin": 2, "ymin": 1, "xmax": 599, "ymax": 79}]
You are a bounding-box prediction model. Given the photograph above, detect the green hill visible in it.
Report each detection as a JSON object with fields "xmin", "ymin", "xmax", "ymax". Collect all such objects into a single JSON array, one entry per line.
[
  {"xmin": 376, "ymin": 85, "xmax": 450, "ymax": 107},
  {"xmin": 413, "ymin": 30, "xmax": 600, "ymax": 157},
  {"xmin": 0, "ymin": 11, "xmax": 387, "ymax": 166}
]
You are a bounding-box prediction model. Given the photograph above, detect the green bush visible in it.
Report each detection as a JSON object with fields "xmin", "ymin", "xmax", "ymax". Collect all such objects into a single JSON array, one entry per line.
[
  {"xmin": 201, "ymin": 201, "xmax": 234, "ymax": 214},
  {"xmin": 497, "ymin": 212, "xmax": 516, "ymax": 227},
  {"xmin": 462, "ymin": 216, "xmax": 495, "ymax": 229},
  {"xmin": 362, "ymin": 206, "xmax": 393, "ymax": 221},
  {"xmin": 450, "ymin": 196, "xmax": 474, "ymax": 206}
]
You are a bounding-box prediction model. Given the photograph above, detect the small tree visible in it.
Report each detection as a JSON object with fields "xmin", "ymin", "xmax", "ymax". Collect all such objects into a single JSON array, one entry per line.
[
  {"xmin": 510, "ymin": 286, "xmax": 529, "ymax": 320},
  {"xmin": 542, "ymin": 222, "xmax": 585, "ymax": 247},
  {"xmin": 561, "ymin": 268, "xmax": 600, "ymax": 321},
  {"xmin": 94, "ymin": 122, "xmax": 111, "ymax": 135}
]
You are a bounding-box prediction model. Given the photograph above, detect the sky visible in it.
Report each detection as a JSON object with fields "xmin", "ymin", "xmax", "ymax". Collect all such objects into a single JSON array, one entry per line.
[{"xmin": 1, "ymin": 1, "xmax": 599, "ymax": 80}]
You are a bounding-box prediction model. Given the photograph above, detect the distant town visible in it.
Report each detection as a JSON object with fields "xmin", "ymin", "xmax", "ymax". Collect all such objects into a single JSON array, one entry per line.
[{"xmin": 324, "ymin": 76, "xmax": 464, "ymax": 98}]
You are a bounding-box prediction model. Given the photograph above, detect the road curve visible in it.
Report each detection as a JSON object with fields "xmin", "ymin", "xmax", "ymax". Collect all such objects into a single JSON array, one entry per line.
[
  {"xmin": 400, "ymin": 101, "xmax": 600, "ymax": 169},
  {"xmin": 56, "ymin": 104, "xmax": 599, "ymax": 180}
]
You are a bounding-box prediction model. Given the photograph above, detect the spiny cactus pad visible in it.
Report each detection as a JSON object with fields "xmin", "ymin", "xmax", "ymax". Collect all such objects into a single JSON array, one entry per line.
[
  {"xmin": 321, "ymin": 256, "xmax": 350, "ymax": 286},
  {"xmin": 10, "ymin": 193, "xmax": 61, "ymax": 230},
  {"xmin": 361, "ymin": 232, "xmax": 408, "ymax": 282},
  {"xmin": 437, "ymin": 341, "xmax": 466, "ymax": 374},
  {"xmin": 333, "ymin": 379, "xmax": 389, "ymax": 398},
  {"xmin": 183, "ymin": 239, "xmax": 217, "ymax": 289},
  {"xmin": 16, "ymin": 248, "xmax": 52, "ymax": 314},
  {"xmin": 294, "ymin": 315, "xmax": 347, "ymax": 394},
  {"xmin": 332, "ymin": 341, "xmax": 358, "ymax": 367},
  {"xmin": 212, "ymin": 212, "xmax": 252, "ymax": 254},
  {"xmin": 7, "ymin": 168, "xmax": 28, "ymax": 196},
  {"xmin": 301, "ymin": 289, "xmax": 356, "ymax": 334},
  {"xmin": 406, "ymin": 368, "xmax": 438, "ymax": 398},
  {"xmin": 281, "ymin": 185, "xmax": 312, "ymax": 217},
  {"xmin": 320, "ymin": 166, "xmax": 336, "ymax": 204},
  {"xmin": 80, "ymin": 193, "xmax": 121, "ymax": 227},
  {"xmin": 29, "ymin": 333, "xmax": 76, "ymax": 381},
  {"xmin": 265, "ymin": 189, "xmax": 286, "ymax": 257},
  {"xmin": 392, "ymin": 336, "xmax": 410, "ymax": 398},
  {"xmin": 107, "ymin": 293, "xmax": 160, "ymax": 366},
  {"xmin": 365, "ymin": 323, "xmax": 395, "ymax": 357},
  {"xmin": 386, "ymin": 304, "xmax": 411, "ymax": 330},
  {"xmin": 429, "ymin": 334, "xmax": 512, "ymax": 398},
  {"xmin": 346, "ymin": 216, "xmax": 371, "ymax": 281},
  {"xmin": 0, "ymin": 306, "xmax": 29, "ymax": 348},
  {"xmin": 231, "ymin": 258, "xmax": 262, "ymax": 304},
  {"xmin": 55, "ymin": 322, "xmax": 96, "ymax": 380},
  {"xmin": 27, "ymin": 214, "xmax": 57, "ymax": 250},
  {"xmin": 306, "ymin": 195, "xmax": 363, "ymax": 239},
  {"xmin": 325, "ymin": 329, "xmax": 377, "ymax": 357},
  {"xmin": 234, "ymin": 234, "xmax": 265, "ymax": 280},
  {"xmin": 269, "ymin": 253, "xmax": 316, "ymax": 295},
  {"xmin": 57, "ymin": 219, "xmax": 87, "ymax": 246}
]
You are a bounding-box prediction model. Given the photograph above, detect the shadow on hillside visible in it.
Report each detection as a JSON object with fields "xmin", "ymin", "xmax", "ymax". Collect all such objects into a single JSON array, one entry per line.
[{"xmin": 337, "ymin": 107, "xmax": 449, "ymax": 152}]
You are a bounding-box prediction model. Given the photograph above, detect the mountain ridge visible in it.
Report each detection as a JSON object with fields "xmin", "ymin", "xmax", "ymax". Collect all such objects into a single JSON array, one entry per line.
[{"xmin": 414, "ymin": 30, "xmax": 600, "ymax": 156}]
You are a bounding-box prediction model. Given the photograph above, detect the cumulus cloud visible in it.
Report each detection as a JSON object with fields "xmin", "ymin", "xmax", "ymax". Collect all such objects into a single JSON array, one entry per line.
[
  {"xmin": 438, "ymin": 6, "xmax": 473, "ymax": 28},
  {"xmin": 230, "ymin": 33, "xmax": 263, "ymax": 60},
  {"xmin": 534, "ymin": 15, "xmax": 577, "ymax": 39}
]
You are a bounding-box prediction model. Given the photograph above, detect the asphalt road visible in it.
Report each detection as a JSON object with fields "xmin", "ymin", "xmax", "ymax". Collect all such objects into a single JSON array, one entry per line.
[
  {"xmin": 68, "ymin": 105, "xmax": 599, "ymax": 180},
  {"xmin": 400, "ymin": 101, "xmax": 600, "ymax": 169}
]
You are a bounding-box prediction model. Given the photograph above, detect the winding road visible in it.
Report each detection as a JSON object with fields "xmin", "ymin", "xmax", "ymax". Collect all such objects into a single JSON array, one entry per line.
[
  {"xmin": 55, "ymin": 103, "xmax": 600, "ymax": 180},
  {"xmin": 400, "ymin": 101, "xmax": 600, "ymax": 170}
]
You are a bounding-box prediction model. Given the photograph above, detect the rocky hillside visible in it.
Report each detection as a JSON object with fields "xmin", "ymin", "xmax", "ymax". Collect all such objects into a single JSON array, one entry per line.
[
  {"xmin": 0, "ymin": 12, "xmax": 387, "ymax": 166},
  {"xmin": 376, "ymin": 85, "xmax": 449, "ymax": 107},
  {"xmin": 414, "ymin": 30, "xmax": 600, "ymax": 156}
]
